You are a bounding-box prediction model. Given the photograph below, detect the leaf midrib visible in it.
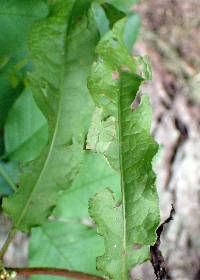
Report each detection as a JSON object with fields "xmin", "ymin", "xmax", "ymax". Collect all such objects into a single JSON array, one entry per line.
[
  {"xmin": 15, "ymin": 82, "xmax": 64, "ymax": 228},
  {"xmin": 118, "ymin": 84, "xmax": 126, "ymax": 279},
  {"xmin": 14, "ymin": 21, "xmax": 69, "ymax": 229}
]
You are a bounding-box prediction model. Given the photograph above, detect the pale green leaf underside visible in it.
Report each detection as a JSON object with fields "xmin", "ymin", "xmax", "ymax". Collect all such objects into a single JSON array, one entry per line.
[
  {"xmin": 91, "ymin": 2, "xmax": 109, "ymax": 37},
  {"xmin": 54, "ymin": 151, "xmax": 120, "ymax": 221},
  {"xmin": 88, "ymin": 19, "xmax": 160, "ymax": 279},
  {"xmin": 29, "ymin": 222, "xmax": 104, "ymax": 280},
  {"xmin": 29, "ymin": 150, "xmax": 120, "ymax": 280},
  {"xmin": 124, "ymin": 13, "xmax": 140, "ymax": 53},
  {"xmin": 3, "ymin": 0, "xmax": 99, "ymax": 231}
]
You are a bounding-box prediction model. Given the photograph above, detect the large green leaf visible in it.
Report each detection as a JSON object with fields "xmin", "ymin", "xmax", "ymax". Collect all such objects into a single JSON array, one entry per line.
[
  {"xmin": 3, "ymin": 0, "xmax": 100, "ymax": 231},
  {"xmin": 88, "ymin": 19, "xmax": 160, "ymax": 279},
  {"xmin": 4, "ymin": 88, "xmax": 48, "ymax": 161}
]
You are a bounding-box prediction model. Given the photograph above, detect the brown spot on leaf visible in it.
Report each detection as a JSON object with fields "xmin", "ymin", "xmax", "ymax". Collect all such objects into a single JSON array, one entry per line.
[
  {"xmin": 121, "ymin": 65, "xmax": 131, "ymax": 72},
  {"xmin": 112, "ymin": 71, "xmax": 119, "ymax": 80},
  {"xmin": 132, "ymin": 93, "xmax": 142, "ymax": 110},
  {"xmin": 133, "ymin": 244, "xmax": 142, "ymax": 250}
]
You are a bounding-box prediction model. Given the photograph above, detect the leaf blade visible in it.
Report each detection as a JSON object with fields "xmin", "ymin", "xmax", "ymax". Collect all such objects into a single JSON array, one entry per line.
[
  {"xmin": 3, "ymin": 0, "xmax": 100, "ymax": 231},
  {"xmin": 88, "ymin": 19, "xmax": 160, "ymax": 279}
]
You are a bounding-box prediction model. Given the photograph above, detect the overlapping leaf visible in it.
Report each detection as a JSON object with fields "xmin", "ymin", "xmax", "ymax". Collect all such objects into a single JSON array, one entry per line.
[
  {"xmin": 3, "ymin": 0, "xmax": 100, "ymax": 231},
  {"xmin": 88, "ymin": 19, "xmax": 160, "ymax": 279}
]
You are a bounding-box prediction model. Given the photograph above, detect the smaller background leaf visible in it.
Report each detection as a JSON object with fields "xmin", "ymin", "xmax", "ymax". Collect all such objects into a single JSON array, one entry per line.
[
  {"xmin": 91, "ymin": 2, "xmax": 110, "ymax": 37},
  {"xmin": 124, "ymin": 13, "xmax": 140, "ymax": 53},
  {"xmin": 29, "ymin": 222, "xmax": 104, "ymax": 280},
  {"xmin": 4, "ymin": 88, "xmax": 48, "ymax": 161}
]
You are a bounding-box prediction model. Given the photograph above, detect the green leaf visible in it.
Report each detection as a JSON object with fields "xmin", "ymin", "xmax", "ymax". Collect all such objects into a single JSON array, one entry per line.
[
  {"xmin": 29, "ymin": 222, "xmax": 104, "ymax": 280},
  {"xmin": 54, "ymin": 151, "xmax": 120, "ymax": 221},
  {"xmin": 124, "ymin": 13, "xmax": 140, "ymax": 53},
  {"xmin": 102, "ymin": 3, "xmax": 124, "ymax": 27},
  {"xmin": 88, "ymin": 19, "xmax": 160, "ymax": 279},
  {"xmin": 91, "ymin": 2, "xmax": 109, "ymax": 37},
  {"xmin": 87, "ymin": 18, "xmax": 150, "ymax": 119},
  {"xmin": 3, "ymin": 0, "xmax": 100, "ymax": 231},
  {"xmin": 4, "ymin": 88, "xmax": 48, "ymax": 161}
]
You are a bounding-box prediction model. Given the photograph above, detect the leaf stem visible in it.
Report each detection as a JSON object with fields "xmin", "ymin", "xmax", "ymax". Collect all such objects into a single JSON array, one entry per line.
[
  {"xmin": 9, "ymin": 267, "xmax": 105, "ymax": 280},
  {"xmin": 0, "ymin": 229, "xmax": 16, "ymax": 260},
  {"xmin": 0, "ymin": 164, "xmax": 17, "ymax": 192}
]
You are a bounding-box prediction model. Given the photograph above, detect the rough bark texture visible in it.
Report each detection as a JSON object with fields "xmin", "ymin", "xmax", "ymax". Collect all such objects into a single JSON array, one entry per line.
[
  {"xmin": 132, "ymin": 1, "xmax": 200, "ymax": 279},
  {"xmin": 0, "ymin": 214, "xmax": 27, "ymax": 280}
]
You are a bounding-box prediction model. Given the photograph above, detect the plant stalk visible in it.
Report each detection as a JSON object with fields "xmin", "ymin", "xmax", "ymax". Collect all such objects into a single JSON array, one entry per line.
[
  {"xmin": 9, "ymin": 267, "xmax": 105, "ymax": 280},
  {"xmin": 0, "ymin": 229, "xmax": 16, "ymax": 260}
]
